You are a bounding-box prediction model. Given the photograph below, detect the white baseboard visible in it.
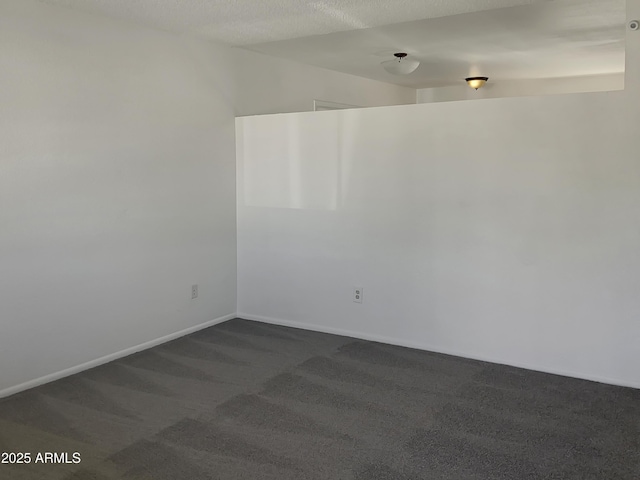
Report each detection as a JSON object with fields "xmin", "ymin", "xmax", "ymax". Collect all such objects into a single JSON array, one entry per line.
[
  {"xmin": 3, "ymin": 311, "xmax": 636, "ymax": 398},
  {"xmin": 238, "ymin": 312, "xmax": 640, "ymax": 390},
  {"xmin": 0, "ymin": 313, "xmax": 236, "ymax": 400}
]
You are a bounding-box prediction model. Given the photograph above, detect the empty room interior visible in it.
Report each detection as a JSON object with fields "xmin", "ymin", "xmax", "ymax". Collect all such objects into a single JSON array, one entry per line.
[{"xmin": 1, "ymin": 0, "xmax": 639, "ymax": 478}]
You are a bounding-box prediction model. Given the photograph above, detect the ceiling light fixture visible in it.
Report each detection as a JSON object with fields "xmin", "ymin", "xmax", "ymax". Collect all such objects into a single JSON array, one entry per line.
[
  {"xmin": 465, "ymin": 77, "xmax": 489, "ymax": 90},
  {"xmin": 381, "ymin": 53, "xmax": 420, "ymax": 75}
]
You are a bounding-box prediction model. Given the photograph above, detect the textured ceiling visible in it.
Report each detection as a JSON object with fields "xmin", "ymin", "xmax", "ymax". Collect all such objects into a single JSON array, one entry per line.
[
  {"xmin": 37, "ymin": 0, "xmax": 551, "ymax": 45},
  {"xmin": 36, "ymin": 0, "xmax": 625, "ymax": 89},
  {"xmin": 245, "ymin": 0, "xmax": 626, "ymax": 88}
]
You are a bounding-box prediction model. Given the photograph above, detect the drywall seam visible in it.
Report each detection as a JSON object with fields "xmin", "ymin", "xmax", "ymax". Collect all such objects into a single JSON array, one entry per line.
[
  {"xmin": 238, "ymin": 313, "xmax": 640, "ymax": 390},
  {"xmin": 0, "ymin": 313, "xmax": 237, "ymax": 399}
]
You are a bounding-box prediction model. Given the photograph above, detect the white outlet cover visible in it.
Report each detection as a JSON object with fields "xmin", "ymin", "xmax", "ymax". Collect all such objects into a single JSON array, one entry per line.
[{"xmin": 353, "ymin": 286, "xmax": 363, "ymax": 303}]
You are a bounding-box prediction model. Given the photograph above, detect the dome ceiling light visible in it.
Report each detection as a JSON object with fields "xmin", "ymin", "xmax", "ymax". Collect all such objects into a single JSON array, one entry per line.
[
  {"xmin": 381, "ymin": 53, "xmax": 420, "ymax": 75},
  {"xmin": 466, "ymin": 77, "xmax": 489, "ymax": 90}
]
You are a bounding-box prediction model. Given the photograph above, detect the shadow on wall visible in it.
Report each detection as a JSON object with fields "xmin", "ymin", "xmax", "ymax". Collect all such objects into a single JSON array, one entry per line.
[{"xmin": 237, "ymin": 113, "xmax": 343, "ymax": 210}]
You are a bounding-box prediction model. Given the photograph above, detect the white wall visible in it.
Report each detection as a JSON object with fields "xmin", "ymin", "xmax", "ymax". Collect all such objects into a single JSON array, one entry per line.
[
  {"xmin": 2, "ymin": 0, "xmax": 638, "ymax": 397},
  {"xmin": 417, "ymin": 73, "xmax": 624, "ymax": 103},
  {"xmin": 237, "ymin": 2, "xmax": 640, "ymax": 388},
  {"xmin": 0, "ymin": 0, "xmax": 417, "ymax": 397},
  {"xmin": 233, "ymin": 48, "xmax": 417, "ymax": 116},
  {"xmin": 0, "ymin": 0, "xmax": 240, "ymax": 395}
]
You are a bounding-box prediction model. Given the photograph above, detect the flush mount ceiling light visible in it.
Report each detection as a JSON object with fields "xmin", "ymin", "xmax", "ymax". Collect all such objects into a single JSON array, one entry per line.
[
  {"xmin": 465, "ymin": 77, "xmax": 489, "ymax": 90},
  {"xmin": 381, "ymin": 53, "xmax": 420, "ymax": 75}
]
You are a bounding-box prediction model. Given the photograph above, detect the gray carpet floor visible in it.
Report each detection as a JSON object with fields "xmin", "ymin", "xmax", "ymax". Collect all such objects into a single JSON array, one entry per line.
[{"xmin": 1, "ymin": 318, "xmax": 638, "ymax": 479}]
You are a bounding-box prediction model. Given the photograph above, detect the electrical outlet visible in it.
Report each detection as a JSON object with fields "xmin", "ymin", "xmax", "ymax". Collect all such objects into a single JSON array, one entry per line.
[
  {"xmin": 191, "ymin": 284, "xmax": 198, "ymax": 299},
  {"xmin": 353, "ymin": 286, "xmax": 363, "ymax": 303}
]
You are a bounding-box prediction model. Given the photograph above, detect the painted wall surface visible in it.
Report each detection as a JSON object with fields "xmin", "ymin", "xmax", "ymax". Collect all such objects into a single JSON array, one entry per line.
[
  {"xmin": 0, "ymin": 0, "xmax": 240, "ymax": 393},
  {"xmin": 237, "ymin": 5, "xmax": 640, "ymax": 388},
  {"xmin": 0, "ymin": 0, "xmax": 417, "ymax": 396},
  {"xmin": 417, "ymin": 73, "xmax": 624, "ymax": 103},
  {"xmin": 3, "ymin": 0, "xmax": 639, "ymax": 395},
  {"xmin": 233, "ymin": 48, "xmax": 417, "ymax": 116}
]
